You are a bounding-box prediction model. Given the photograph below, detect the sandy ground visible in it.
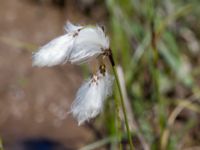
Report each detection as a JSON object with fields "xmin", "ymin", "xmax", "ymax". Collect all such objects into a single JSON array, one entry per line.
[{"xmin": 0, "ymin": 0, "xmax": 106, "ymax": 149}]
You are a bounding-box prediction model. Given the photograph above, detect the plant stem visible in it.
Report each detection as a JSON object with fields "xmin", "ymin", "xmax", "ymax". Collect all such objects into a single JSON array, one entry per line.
[
  {"xmin": 114, "ymin": 94, "xmax": 123, "ymax": 150},
  {"xmin": 80, "ymin": 136, "xmax": 117, "ymax": 150},
  {"xmin": 150, "ymin": 1, "xmax": 167, "ymax": 148},
  {"xmin": 109, "ymin": 51, "xmax": 134, "ymax": 150}
]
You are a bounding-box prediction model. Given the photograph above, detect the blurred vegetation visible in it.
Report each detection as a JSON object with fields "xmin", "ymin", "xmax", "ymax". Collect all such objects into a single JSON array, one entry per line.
[
  {"xmin": 101, "ymin": 0, "xmax": 200, "ymax": 149},
  {"xmin": 0, "ymin": 138, "xmax": 3, "ymax": 150}
]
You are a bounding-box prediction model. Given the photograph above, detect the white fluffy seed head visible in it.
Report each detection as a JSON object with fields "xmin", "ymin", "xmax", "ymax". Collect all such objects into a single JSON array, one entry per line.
[
  {"xmin": 32, "ymin": 34, "xmax": 74, "ymax": 67},
  {"xmin": 69, "ymin": 26, "xmax": 109, "ymax": 64},
  {"xmin": 70, "ymin": 71, "xmax": 114, "ymax": 125},
  {"xmin": 32, "ymin": 22, "xmax": 110, "ymax": 67}
]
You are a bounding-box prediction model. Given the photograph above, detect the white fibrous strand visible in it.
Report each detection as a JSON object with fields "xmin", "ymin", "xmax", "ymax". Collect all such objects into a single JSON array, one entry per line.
[
  {"xmin": 70, "ymin": 71, "xmax": 114, "ymax": 125},
  {"xmin": 32, "ymin": 22, "xmax": 109, "ymax": 67}
]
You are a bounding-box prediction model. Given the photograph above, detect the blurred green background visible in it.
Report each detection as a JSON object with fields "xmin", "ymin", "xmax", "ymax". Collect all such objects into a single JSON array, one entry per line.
[{"xmin": 0, "ymin": 0, "xmax": 200, "ymax": 149}]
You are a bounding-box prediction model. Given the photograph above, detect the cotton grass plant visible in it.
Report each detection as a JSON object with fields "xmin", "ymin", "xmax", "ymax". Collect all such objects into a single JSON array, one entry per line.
[{"xmin": 33, "ymin": 21, "xmax": 134, "ymax": 149}]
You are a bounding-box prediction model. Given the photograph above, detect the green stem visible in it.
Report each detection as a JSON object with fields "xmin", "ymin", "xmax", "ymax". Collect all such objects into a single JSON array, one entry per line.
[
  {"xmin": 150, "ymin": 1, "xmax": 167, "ymax": 148},
  {"xmin": 109, "ymin": 51, "xmax": 134, "ymax": 150},
  {"xmin": 114, "ymin": 94, "xmax": 123, "ymax": 150}
]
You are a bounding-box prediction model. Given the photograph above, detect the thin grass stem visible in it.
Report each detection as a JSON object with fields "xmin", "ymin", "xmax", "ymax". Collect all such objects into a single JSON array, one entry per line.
[{"xmin": 108, "ymin": 50, "xmax": 134, "ymax": 150}]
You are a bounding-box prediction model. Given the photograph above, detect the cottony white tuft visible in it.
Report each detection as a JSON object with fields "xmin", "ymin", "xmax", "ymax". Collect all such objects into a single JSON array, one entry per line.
[
  {"xmin": 64, "ymin": 21, "xmax": 83, "ymax": 33},
  {"xmin": 71, "ymin": 71, "xmax": 114, "ymax": 125},
  {"xmin": 32, "ymin": 34, "xmax": 75, "ymax": 67},
  {"xmin": 69, "ymin": 26, "xmax": 110, "ymax": 64},
  {"xmin": 32, "ymin": 22, "xmax": 109, "ymax": 67}
]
